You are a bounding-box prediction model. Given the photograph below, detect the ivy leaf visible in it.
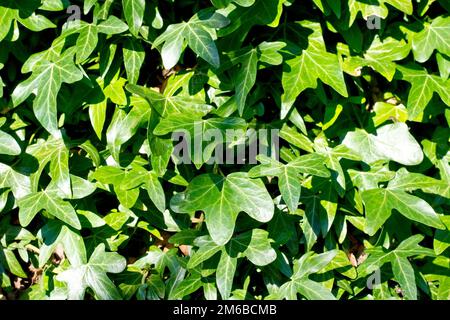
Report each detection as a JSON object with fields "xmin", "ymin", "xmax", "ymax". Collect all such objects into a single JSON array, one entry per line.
[
  {"xmin": 257, "ymin": 41, "xmax": 285, "ymax": 65},
  {"xmin": 342, "ymin": 123, "xmax": 424, "ymax": 166},
  {"xmin": 171, "ymin": 173, "xmax": 274, "ymax": 245},
  {"xmin": 248, "ymin": 154, "xmax": 330, "ymax": 212},
  {"xmin": 412, "ymin": 16, "xmax": 450, "ymax": 63},
  {"xmin": 182, "ymin": 22, "xmax": 220, "ymax": 68},
  {"xmin": 0, "ymin": 130, "xmax": 21, "ymax": 155},
  {"xmin": 348, "ymin": 0, "xmax": 412, "ymax": 26},
  {"xmin": 434, "ymin": 216, "xmax": 450, "ymax": 255},
  {"xmin": 12, "ymin": 49, "xmax": 83, "ymax": 136},
  {"xmin": 120, "ymin": 166, "xmax": 166, "ymax": 212},
  {"xmin": 234, "ymin": 48, "xmax": 258, "ymax": 115},
  {"xmin": 0, "ymin": 163, "xmax": 31, "ymax": 200},
  {"xmin": 38, "ymin": 221, "xmax": 86, "ymax": 268},
  {"xmin": 361, "ymin": 188, "xmax": 445, "ymax": 236},
  {"xmin": 25, "ymin": 137, "xmax": 71, "ymax": 197},
  {"xmin": 171, "ymin": 271, "xmax": 203, "ymax": 299},
  {"xmin": 314, "ymin": 143, "xmax": 361, "ymax": 197},
  {"xmin": 92, "ymin": 165, "xmax": 165, "ymax": 211},
  {"xmin": 64, "ymin": 16, "xmax": 128, "ymax": 63},
  {"xmin": 57, "ymin": 243, "xmax": 126, "ymax": 300},
  {"xmin": 122, "ymin": 0, "xmax": 145, "ymax": 36},
  {"xmin": 340, "ymin": 36, "xmax": 410, "ymax": 81},
  {"xmin": 75, "ymin": 23, "xmax": 98, "ymax": 64},
  {"xmin": 0, "ymin": 1, "xmax": 56, "ymax": 41},
  {"xmin": 436, "ymin": 53, "xmax": 450, "ymax": 79},
  {"xmin": 279, "ymin": 124, "xmax": 314, "ymax": 153},
  {"xmin": 97, "ymin": 15, "xmax": 129, "ymax": 35},
  {"xmin": 153, "ymin": 24, "xmax": 185, "ymax": 70},
  {"xmin": 17, "ymin": 190, "xmax": 81, "ymax": 230},
  {"xmin": 126, "ymin": 84, "xmax": 213, "ymax": 118},
  {"xmin": 154, "ymin": 13, "xmax": 228, "ymax": 69},
  {"xmin": 228, "ymin": 229, "xmax": 277, "ymax": 266},
  {"xmin": 391, "ymin": 254, "xmax": 417, "ymax": 300},
  {"xmin": 359, "ymin": 235, "xmax": 434, "ymax": 300},
  {"xmin": 187, "ymin": 236, "xmax": 222, "ymax": 269},
  {"xmin": 153, "ymin": 115, "xmax": 247, "ymax": 166},
  {"xmin": 216, "ymin": 251, "xmax": 237, "ymax": 299},
  {"xmin": 281, "ymin": 250, "xmax": 337, "ymax": 300},
  {"xmin": 123, "ymin": 38, "xmax": 145, "ymax": 85},
  {"xmin": 388, "ymin": 167, "xmax": 450, "ymax": 198},
  {"xmin": 372, "ymin": 102, "xmax": 408, "ymax": 126},
  {"xmin": 281, "ymin": 21, "xmax": 348, "ymax": 118},
  {"xmin": 348, "ymin": 167, "xmax": 395, "ymax": 191},
  {"xmin": 106, "ymin": 96, "xmax": 151, "ymax": 161},
  {"xmin": 295, "ymin": 279, "xmax": 336, "ymax": 300},
  {"xmin": 395, "ymin": 64, "xmax": 450, "ymax": 121},
  {"xmin": 83, "ymin": 0, "xmax": 99, "ymax": 14}
]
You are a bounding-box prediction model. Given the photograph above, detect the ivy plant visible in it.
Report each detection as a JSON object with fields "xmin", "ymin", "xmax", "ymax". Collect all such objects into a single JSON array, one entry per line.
[{"xmin": 0, "ymin": 0, "xmax": 449, "ymax": 301}]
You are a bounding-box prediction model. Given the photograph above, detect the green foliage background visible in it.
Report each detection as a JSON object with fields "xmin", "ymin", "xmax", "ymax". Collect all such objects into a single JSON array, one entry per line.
[{"xmin": 0, "ymin": 0, "xmax": 449, "ymax": 300}]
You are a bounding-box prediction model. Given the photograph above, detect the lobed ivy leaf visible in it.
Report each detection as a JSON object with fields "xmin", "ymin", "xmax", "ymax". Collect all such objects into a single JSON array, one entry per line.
[
  {"xmin": 12, "ymin": 49, "xmax": 83, "ymax": 136},
  {"xmin": 281, "ymin": 21, "xmax": 348, "ymax": 118},
  {"xmin": 171, "ymin": 173, "xmax": 274, "ymax": 245},
  {"xmin": 361, "ymin": 188, "xmax": 444, "ymax": 236},
  {"xmin": 57, "ymin": 243, "xmax": 127, "ymax": 300}
]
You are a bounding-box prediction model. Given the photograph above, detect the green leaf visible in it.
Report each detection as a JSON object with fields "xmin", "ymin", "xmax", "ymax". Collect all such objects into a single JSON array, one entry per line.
[
  {"xmin": 84, "ymin": 0, "xmax": 99, "ymax": 14},
  {"xmin": 126, "ymin": 84, "xmax": 213, "ymax": 118},
  {"xmin": 391, "ymin": 254, "xmax": 417, "ymax": 300},
  {"xmin": 1, "ymin": 249, "xmax": 27, "ymax": 278},
  {"xmin": 412, "ymin": 16, "xmax": 450, "ymax": 63},
  {"xmin": 341, "ymin": 36, "xmax": 410, "ymax": 81},
  {"xmin": 12, "ymin": 49, "xmax": 83, "ymax": 136},
  {"xmin": 348, "ymin": 167, "xmax": 395, "ymax": 191},
  {"xmin": 249, "ymin": 154, "xmax": 329, "ymax": 212},
  {"xmin": 342, "ymin": 123, "xmax": 424, "ymax": 166},
  {"xmin": 171, "ymin": 173, "xmax": 274, "ymax": 245},
  {"xmin": 281, "ymin": 21, "xmax": 348, "ymax": 118},
  {"xmin": 188, "ymin": 236, "xmax": 222, "ymax": 268},
  {"xmin": 182, "ymin": 22, "xmax": 220, "ymax": 68},
  {"xmin": 395, "ymin": 64, "xmax": 450, "ymax": 121},
  {"xmin": 154, "ymin": 24, "xmax": 185, "ymax": 69},
  {"xmin": 348, "ymin": 0, "xmax": 412, "ymax": 26},
  {"xmin": 122, "ymin": 0, "xmax": 145, "ymax": 36},
  {"xmin": 106, "ymin": 96, "xmax": 151, "ymax": 161},
  {"xmin": 293, "ymin": 250, "xmax": 338, "ymax": 279},
  {"xmin": 153, "ymin": 115, "xmax": 246, "ymax": 166},
  {"xmin": 17, "ymin": 190, "xmax": 81, "ymax": 230},
  {"xmin": 230, "ymin": 229, "xmax": 277, "ymax": 266},
  {"xmin": 434, "ymin": 216, "xmax": 450, "ymax": 255},
  {"xmin": 235, "ymin": 49, "xmax": 258, "ymax": 115},
  {"xmin": 361, "ymin": 188, "xmax": 444, "ymax": 236},
  {"xmin": 97, "ymin": 16, "xmax": 129, "ymax": 35},
  {"xmin": 216, "ymin": 251, "xmax": 237, "ymax": 299},
  {"xmin": 25, "ymin": 137, "xmax": 71, "ymax": 197},
  {"xmin": 38, "ymin": 222, "xmax": 87, "ymax": 268},
  {"xmin": 295, "ymin": 279, "xmax": 336, "ymax": 300},
  {"xmin": 171, "ymin": 272, "xmax": 203, "ymax": 299},
  {"xmin": 0, "ymin": 163, "xmax": 32, "ymax": 199},
  {"xmin": 436, "ymin": 53, "xmax": 450, "ymax": 79},
  {"xmin": 0, "ymin": 130, "xmax": 21, "ymax": 155},
  {"xmin": 75, "ymin": 23, "xmax": 98, "ymax": 63},
  {"xmin": 89, "ymin": 100, "xmax": 107, "ymax": 139},
  {"xmin": 57, "ymin": 243, "xmax": 126, "ymax": 300},
  {"xmin": 388, "ymin": 167, "xmax": 450, "ymax": 198},
  {"xmin": 372, "ymin": 102, "xmax": 408, "ymax": 126},
  {"xmin": 123, "ymin": 38, "xmax": 145, "ymax": 85},
  {"xmin": 279, "ymin": 124, "xmax": 314, "ymax": 153}
]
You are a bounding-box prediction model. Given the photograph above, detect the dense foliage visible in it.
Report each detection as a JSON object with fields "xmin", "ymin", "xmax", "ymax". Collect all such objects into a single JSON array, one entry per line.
[{"xmin": 0, "ymin": 0, "xmax": 449, "ymax": 300}]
